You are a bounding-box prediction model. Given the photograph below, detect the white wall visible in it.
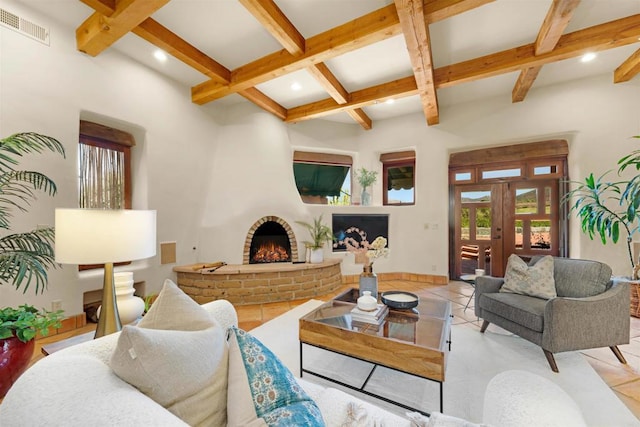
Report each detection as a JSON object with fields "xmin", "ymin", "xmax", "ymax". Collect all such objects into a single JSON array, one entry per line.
[{"xmin": 0, "ymin": 0, "xmax": 223, "ymax": 314}]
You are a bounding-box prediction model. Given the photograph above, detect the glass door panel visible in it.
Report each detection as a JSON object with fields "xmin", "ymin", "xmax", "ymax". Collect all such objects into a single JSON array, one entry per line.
[{"xmin": 455, "ymin": 188, "xmax": 495, "ymax": 277}]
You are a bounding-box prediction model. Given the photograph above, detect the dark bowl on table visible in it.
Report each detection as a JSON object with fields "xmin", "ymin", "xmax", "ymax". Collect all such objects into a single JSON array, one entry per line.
[{"xmin": 381, "ymin": 291, "xmax": 419, "ymax": 310}]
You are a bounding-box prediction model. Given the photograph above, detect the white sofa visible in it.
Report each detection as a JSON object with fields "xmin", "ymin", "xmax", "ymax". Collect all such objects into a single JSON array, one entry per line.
[{"xmin": 0, "ymin": 298, "xmax": 586, "ymax": 426}]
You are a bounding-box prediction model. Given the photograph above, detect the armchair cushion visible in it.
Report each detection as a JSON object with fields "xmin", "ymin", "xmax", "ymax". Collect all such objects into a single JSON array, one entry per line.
[
  {"xmin": 480, "ymin": 293, "xmax": 546, "ymax": 332},
  {"xmin": 530, "ymin": 256, "xmax": 612, "ymax": 297},
  {"xmin": 500, "ymin": 254, "xmax": 556, "ymax": 299}
]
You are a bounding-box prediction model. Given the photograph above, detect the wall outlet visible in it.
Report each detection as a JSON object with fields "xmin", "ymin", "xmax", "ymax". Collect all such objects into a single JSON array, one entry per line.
[{"xmin": 51, "ymin": 299, "xmax": 62, "ymax": 311}]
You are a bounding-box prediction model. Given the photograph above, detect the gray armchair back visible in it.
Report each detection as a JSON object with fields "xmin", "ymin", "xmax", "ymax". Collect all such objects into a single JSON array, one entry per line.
[{"xmin": 474, "ymin": 256, "xmax": 630, "ymax": 372}]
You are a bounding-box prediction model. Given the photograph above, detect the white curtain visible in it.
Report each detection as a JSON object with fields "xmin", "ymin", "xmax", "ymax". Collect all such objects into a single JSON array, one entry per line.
[{"xmin": 79, "ymin": 143, "xmax": 125, "ymax": 209}]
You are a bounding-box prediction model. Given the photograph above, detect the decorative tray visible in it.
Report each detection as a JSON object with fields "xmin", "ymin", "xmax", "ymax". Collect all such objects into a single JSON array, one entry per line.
[{"xmin": 381, "ymin": 291, "xmax": 419, "ymax": 310}]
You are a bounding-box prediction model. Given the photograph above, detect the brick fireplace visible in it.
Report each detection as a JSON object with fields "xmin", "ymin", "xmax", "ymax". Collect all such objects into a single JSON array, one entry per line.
[
  {"xmin": 174, "ymin": 216, "xmax": 342, "ymax": 305},
  {"xmin": 243, "ymin": 216, "xmax": 299, "ymax": 264}
]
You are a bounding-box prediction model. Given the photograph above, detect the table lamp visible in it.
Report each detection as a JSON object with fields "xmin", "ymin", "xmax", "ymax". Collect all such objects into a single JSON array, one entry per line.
[{"xmin": 55, "ymin": 209, "xmax": 157, "ymax": 338}]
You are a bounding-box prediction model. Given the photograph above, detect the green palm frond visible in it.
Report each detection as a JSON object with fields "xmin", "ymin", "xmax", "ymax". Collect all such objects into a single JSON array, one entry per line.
[
  {"xmin": 0, "ymin": 170, "xmax": 59, "ymax": 229},
  {"xmin": 0, "ymin": 132, "xmax": 65, "ymax": 294},
  {"xmin": 0, "ymin": 228, "xmax": 57, "ymax": 294},
  {"xmin": 0, "ymin": 132, "xmax": 65, "ymax": 173}
]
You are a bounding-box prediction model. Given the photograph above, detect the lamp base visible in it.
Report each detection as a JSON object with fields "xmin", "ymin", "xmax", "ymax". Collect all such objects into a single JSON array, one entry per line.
[{"xmin": 95, "ymin": 262, "xmax": 122, "ymax": 338}]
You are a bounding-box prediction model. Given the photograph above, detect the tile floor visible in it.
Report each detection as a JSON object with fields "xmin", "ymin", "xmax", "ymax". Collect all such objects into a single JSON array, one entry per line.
[{"xmin": 19, "ymin": 280, "xmax": 640, "ymax": 420}]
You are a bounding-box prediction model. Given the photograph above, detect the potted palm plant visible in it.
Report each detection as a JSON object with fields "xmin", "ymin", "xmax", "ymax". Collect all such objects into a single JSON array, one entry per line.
[
  {"xmin": 564, "ymin": 138, "xmax": 640, "ymax": 318},
  {"xmin": 296, "ymin": 214, "xmax": 334, "ymax": 263},
  {"xmin": 564, "ymin": 137, "xmax": 640, "ymax": 272},
  {"xmin": 0, "ymin": 132, "xmax": 66, "ymax": 398}
]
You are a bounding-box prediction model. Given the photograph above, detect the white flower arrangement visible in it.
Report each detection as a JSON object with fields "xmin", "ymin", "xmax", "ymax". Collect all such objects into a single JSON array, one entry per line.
[{"xmin": 366, "ymin": 236, "xmax": 390, "ymax": 262}]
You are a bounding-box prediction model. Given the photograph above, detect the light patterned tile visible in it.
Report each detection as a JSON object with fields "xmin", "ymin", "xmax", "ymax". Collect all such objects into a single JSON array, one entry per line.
[
  {"xmin": 613, "ymin": 379, "xmax": 640, "ymax": 401},
  {"xmin": 585, "ymin": 357, "xmax": 640, "ymax": 387},
  {"xmin": 262, "ymin": 302, "xmax": 293, "ymax": 321},
  {"xmin": 234, "ymin": 304, "xmax": 262, "ymax": 322}
]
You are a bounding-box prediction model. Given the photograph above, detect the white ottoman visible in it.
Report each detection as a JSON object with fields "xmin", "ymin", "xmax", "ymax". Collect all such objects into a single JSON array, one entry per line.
[{"xmin": 483, "ymin": 370, "xmax": 586, "ymax": 427}]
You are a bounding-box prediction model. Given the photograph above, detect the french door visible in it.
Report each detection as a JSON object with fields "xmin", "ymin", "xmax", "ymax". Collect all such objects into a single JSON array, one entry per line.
[
  {"xmin": 448, "ymin": 140, "xmax": 568, "ymax": 279},
  {"xmin": 452, "ymin": 180, "xmax": 561, "ymax": 278}
]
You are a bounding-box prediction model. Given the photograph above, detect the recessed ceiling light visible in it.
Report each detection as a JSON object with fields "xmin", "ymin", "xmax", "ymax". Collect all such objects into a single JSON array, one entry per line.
[
  {"xmin": 291, "ymin": 82, "xmax": 302, "ymax": 91},
  {"xmin": 154, "ymin": 49, "xmax": 168, "ymax": 62},
  {"xmin": 385, "ymin": 99, "xmax": 395, "ymax": 105},
  {"xmin": 581, "ymin": 52, "xmax": 596, "ymax": 63}
]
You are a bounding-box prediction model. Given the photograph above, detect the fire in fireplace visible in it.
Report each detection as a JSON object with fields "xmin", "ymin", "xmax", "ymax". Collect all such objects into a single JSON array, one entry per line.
[{"xmin": 249, "ymin": 221, "xmax": 292, "ymax": 264}]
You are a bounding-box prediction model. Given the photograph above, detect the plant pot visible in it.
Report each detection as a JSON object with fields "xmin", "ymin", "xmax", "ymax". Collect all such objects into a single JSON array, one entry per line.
[
  {"xmin": 0, "ymin": 334, "xmax": 35, "ymax": 398},
  {"xmin": 309, "ymin": 248, "xmax": 324, "ymax": 263}
]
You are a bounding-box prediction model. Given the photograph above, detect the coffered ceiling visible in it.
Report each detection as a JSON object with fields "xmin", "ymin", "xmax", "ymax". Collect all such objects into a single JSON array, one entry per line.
[{"xmin": 15, "ymin": 0, "xmax": 640, "ymax": 129}]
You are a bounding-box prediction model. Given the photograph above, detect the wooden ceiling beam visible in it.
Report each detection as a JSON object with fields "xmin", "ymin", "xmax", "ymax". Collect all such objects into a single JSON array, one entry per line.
[
  {"xmin": 423, "ymin": 0, "xmax": 495, "ymax": 23},
  {"xmin": 306, "ymin": 63, "xmax": 349, "ymax": 104},
  {"xmin": 512, "ymin": 0, "xmax": 580, "ymax": 103},
  {"xmin": 614, "ymin": 48, "xmax": 640, "ymax": 83},
  {"xmin": 79, "ymin": 0, "xmax": 115, "ymax": 16},
  {"xmin": 238, "ymin": 0, "xmax": 305, "ymax": 55},
  {"xmin": 238, "ymin": 0, "xmax": 373, "ymax": 129},
  {"xmin": 347, "ymin": 109, "xmax": 373, "ymax": 130},
  {"xmin": 512, "ymin": 67, "xmax": 542, "ymax": 102},
  {"xmin": 436, "ymin": 14, "xmax": 640, "ymax": 89},
  {"xmin": 76, "ymin": 0, "xmax": 171, "ymax": 56},
  {"xmin": 132, "ymin": 21, "xmax": 284, "ymax": 119},
  {"xmin": 535, "ymin": 0, "xmax": 581, "ymax": 54},
  {"xmin": 286, "ymin": 76, "xmax": 419, "ymax": 123},
  {"xmin": 395, "ymin": 0, "xmax": 439, "ymax": 125},
  {"xmin": 287, "ymin": 15, "xmax": 640, "ymax": 123},
  {"xmin": 193, "ymin": 0, "xmax": 492, "ymax": 105},
  {"xmin": 304, "ymin": 63, "xmax": 373, "ymax": 130},
  {"xmin": 132, "ymin": 18, "xmax": 231, "ymax": 84},
  {"xmin": 239, "ymin": 88, "xmax": 287, "ymax": 120},
  {"xmin": 192, "ymin": 4, "xmax": 402, "ymax": 105}
]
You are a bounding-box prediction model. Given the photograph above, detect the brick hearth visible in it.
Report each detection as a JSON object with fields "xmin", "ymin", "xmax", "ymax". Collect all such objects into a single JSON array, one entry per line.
[{"xmin": 174, "ymin": 259, "xmax": 342, "ymax": 305}]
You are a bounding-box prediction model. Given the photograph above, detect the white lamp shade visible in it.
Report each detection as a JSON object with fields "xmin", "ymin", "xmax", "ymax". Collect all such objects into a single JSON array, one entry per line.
[{"xmin": 55, "ymin": 209, "xmax": 157, "ymax": 264}]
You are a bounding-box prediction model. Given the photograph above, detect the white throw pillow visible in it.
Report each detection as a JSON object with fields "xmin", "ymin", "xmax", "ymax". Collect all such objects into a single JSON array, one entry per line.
[
  {"xmin": 500, "ymin": 254, "xmax": 556, "ymax": 300},
  {"xmin": 110, "ymin": 279, "xmax": 228, "ymax": 426}
]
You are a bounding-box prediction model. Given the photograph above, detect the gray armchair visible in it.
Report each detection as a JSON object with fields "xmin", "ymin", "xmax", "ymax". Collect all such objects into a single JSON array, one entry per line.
[{"xmin": 474, "ymin": 256, "xmax": 630, "ymax": 372}]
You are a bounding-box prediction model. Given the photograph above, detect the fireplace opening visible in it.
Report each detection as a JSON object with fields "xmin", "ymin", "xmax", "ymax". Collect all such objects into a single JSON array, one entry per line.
[{"xmin": 250, "ymin": 221, "xmax": 292, "ymax": 264}]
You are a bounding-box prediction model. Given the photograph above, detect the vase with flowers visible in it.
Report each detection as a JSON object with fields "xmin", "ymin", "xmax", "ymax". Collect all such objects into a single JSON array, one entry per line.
[{"xmin": 338, "ymin": 227, "xmax": 390, "ymax": 296}]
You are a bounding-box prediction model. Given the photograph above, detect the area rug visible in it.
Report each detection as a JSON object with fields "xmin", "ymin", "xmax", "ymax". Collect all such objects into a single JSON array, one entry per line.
[{"xmin": 249, "ymin": 299, "xmax": 639, "ymax": 426}]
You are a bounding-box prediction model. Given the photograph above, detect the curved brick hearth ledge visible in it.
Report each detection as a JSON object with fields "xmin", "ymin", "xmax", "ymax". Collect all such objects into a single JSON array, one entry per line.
[{"xmin": 173, "ymin": 259, "xmax": 342, "ymax": 305}]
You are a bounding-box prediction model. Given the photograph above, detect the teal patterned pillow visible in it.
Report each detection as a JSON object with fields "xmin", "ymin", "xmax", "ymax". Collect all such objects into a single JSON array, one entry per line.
[
  {"xmin": 226, "ymin": 327, "xmax": 325, "ymax": 427},
  {"xmin": 500, "ymin": 254, "xmax": 557, "ymax": 299}
]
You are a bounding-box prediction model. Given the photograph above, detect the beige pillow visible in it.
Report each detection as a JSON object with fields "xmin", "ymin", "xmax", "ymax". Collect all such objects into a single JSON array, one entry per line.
[
  {"xmin": 110, "ymin": 279, "xmax": 228, "ymax": 426},
  {"xmin": 138, "ymin": 279, "xmax": 214, "ymax": 331},
  {"xmin": 500, "ymin": 254, "xmax": 556, "ymax": 300}
]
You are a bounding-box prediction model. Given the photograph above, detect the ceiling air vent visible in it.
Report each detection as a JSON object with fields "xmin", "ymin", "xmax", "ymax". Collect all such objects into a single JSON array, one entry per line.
[{"xmin": 0, "ymin": 8, "xmax": 50, "ymax": 46}]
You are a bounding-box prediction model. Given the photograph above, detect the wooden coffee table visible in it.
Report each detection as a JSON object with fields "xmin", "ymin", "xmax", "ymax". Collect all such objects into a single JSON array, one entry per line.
[{"xmin": 299, "ymin": 288, "xmax": 452, "ymax": 414}]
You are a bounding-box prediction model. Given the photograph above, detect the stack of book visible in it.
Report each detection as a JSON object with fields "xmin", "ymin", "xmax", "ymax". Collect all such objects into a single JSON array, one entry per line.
[{"xmin": 350, "ymin": 303, "xmax": 389, "ymax": 326}]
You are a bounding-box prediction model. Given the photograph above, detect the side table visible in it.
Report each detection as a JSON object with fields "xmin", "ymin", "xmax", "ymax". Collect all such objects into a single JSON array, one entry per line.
[{"xmin": 459, "ymin": 274, "xmax": 476, "ymax": 312}]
